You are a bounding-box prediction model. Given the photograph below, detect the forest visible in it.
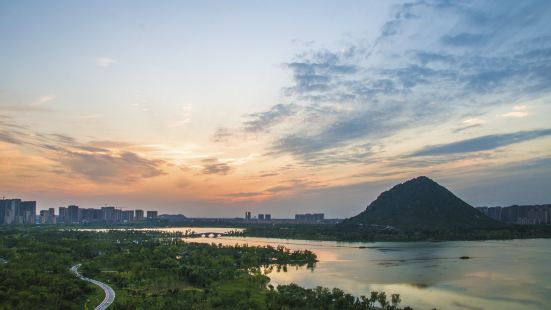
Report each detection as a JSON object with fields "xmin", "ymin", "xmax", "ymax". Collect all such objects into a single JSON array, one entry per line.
[{"xmin": 0, "ymin": 227, "xmax": 412, "ymax": 309}]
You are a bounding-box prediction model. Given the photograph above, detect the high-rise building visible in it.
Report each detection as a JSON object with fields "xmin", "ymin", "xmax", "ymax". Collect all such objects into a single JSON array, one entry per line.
[
  {"xmin": 122, "ymin": 210, "xmax": 134, "ymax": 222},
  {"xmin": 135, "ymin": 209, "xmax": 144, "ymax": 221},
  {"xmin": 245, "ymin": 211, "xmax": 251, "ymax": 220},
  {"xmin": 59, "ymin": 207, "xmax": 66, "ymax": 223},
  {"xmin": 0, "ymin": 199, "xmax": 20, "ymax": 224},
  {"xmin": 258, "ymin": 214, "xmax": 265, "ymax": 220},
  {"xmin": 265, "ymin": 214, "xmax": 271, "ymax": 221},
  {"xmin": 67, "ymin": 205, "xmax": 79, "ymax": 223},
  {"xmin": 80, "ymin": 208, "xmax": 102, "ymax": 223},
  {"xmin": 20, "ymin": 201, "xmax": 37, "ymax": 224},
  {"xmin": 101, "ymin": 206, "xmax": 115, "ymax": 222},
  {"xmin": 146, "ymin": 211, "xmax": 158, "ymax": 219},
  {"xmin": 0, "ymin": 200, "xmax": 6, "ymax": 224},
  {"xmin": 114, "ymin": 208, "xmax": 122, "ymax": 222},
  {"xmin": 59, "ymin": 207, "xmax": 67, "ymax": 223},
  {"xmin": 39, "ymin": 209, "xmax": 56, "ymax": 224}
]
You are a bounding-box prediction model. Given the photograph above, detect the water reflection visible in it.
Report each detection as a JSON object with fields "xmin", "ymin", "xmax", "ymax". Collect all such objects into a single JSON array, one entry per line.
[
  {"xmin": 125, "ymin": 228, "xmax": 551, "ymax": 309},
  {"xmin": 187, "ymin": 237, "xmax": 551, "ymax": 309}
]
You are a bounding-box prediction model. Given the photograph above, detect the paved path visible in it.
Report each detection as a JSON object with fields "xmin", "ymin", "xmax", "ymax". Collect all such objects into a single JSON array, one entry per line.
[{"xmin": 70, "ymin": 264, "xmax": 115, "ymax": 310}]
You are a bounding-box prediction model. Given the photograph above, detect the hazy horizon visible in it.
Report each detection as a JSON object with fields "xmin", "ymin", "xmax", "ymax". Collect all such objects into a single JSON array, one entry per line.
[{"xmin": 2, "ymin": 0, "xmax": 551, "ymax": 218}]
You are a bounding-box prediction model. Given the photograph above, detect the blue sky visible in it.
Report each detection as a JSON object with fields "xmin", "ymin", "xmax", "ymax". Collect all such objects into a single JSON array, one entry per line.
[{"xmin": 1, "ymin": 0, "xmax": 551, "ymax": 217}]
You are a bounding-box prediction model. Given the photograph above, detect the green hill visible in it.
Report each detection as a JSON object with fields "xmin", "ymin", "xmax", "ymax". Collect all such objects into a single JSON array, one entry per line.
[{"xmin": 339, "ymin": 176, "xmax": 502, "ymax": 231}]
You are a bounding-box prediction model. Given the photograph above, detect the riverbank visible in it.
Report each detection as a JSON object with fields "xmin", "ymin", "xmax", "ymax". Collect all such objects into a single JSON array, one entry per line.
[{"xmin": 54, "ymin": 219, "xmax": 551, "ymax": 242}]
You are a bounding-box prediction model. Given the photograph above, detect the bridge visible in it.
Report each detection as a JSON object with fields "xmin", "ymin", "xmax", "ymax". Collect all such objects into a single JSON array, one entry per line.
[{"xmin": 185, "ymin": 232, "xmax": 228, "ymax": 238}]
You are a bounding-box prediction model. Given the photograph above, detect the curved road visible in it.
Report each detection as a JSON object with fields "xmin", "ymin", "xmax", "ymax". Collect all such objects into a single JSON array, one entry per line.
[{"xmin": 70, "ymin": 264, "xmax": 115, "ymax": 310}]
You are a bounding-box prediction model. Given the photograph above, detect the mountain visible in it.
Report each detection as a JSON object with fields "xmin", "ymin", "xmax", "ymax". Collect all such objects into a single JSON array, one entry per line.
[{"xmin": 340, "ymin": 176, "xmax": 502, "ymax": 230}]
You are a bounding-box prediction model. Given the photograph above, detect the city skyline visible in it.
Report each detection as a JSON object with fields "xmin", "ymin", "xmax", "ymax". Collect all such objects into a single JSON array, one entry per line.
[{"xmin": 2, "ymin": 0, "xmax": 551, "ymax": 217}]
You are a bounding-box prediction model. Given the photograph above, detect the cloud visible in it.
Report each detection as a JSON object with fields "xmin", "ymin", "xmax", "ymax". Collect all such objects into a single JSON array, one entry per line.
[
  {"xmin": 224, "ymin": 179, "xmax": 315, "ymax": 200},
  {"xmin": 0, "ymin": 131, "xmax": 24, "ymax": 145},
  {"xmin": 270, "ymin": 107, "xmax": 398, "ymax": 162},
  {"xmin": 0, "ymin": 116, "xmax": 32, "ymax": 145},
  {"xmin": 224, "ymin": 192, "xmax": 264, "ymax": 198},
  {"xmin": 31, "ymin": 95, "xmax": 54, "ymax": 106},
  {"xmin": 96, "ymin": 57, "xmax": 118, "ymax": 67},
  {"xmin": 410, "ymin": 128, "xmax": 551, "ymax": 157},
  {"xmin": 462, "ymin": 118, "xmax": 486, "ymax": 125},
  {"xmin": 0, "ymin": 116, "xmax": 166, "ymax": 184},
  {"xmin": 58, "ymin": 151, "xmax": 165, "ymax": 183},
  {"xmin": 201, "ymin": 158, "xmax": 232, "ymax": 175},
  {"xmin": 453, "ymin": 124, "xmax": 483, "ymax": 133},
  {"xmin": 453, "ymin": 118, "xmax": 486, "ymax": 133},
  {"xmin": 243, "ymin": 103, "xmax": 298, "ymax": 133},
  {"xmin": 236, "ymin": 0, "xmax": 551, "ymax": 166},
  {"xmin": 209, "ymin": 1, "xmax": 551, "ymax": 170},
  {"xmin": 501, "ymin": 104, "xmax": 529, "ymax": 118},
  {"xmin": 501, "ymin": 111, "xmax": 529, "ymax": 118},
  {"xmin": 211, "ymin": 128, "xmax": 233, "ymax": 142},
  {"xmin": 258, "ymin": 173, "xmax": 277, "ymax": 178}
]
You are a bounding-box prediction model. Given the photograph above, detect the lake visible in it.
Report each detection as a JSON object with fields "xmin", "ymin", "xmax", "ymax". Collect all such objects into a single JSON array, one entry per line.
[
  {"xmin": 157, "ymin": 227, "xmax": 550, "ymax": 310},
  {"xmin": 89, "ymin": 227, "xmax": 551, "ymax": 309}
]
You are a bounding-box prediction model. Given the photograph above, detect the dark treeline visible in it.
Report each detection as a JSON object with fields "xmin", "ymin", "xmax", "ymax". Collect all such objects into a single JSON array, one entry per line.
[
  {"xmin": 52, "ymin": 218, "xmax": 551, "ymax": 242},
  {"xmin": 0, "ymin": 227, "xmax": 413, "ymax": 309},
  {"xmin": 241, "ymin": 222, "xmax": 551, "ymax": 242}
]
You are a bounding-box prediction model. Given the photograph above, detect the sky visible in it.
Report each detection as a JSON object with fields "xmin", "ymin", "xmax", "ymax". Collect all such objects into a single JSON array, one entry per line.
[{"xmin": 1, "ymin": 0, "xmax": 551, "ymax": 218}]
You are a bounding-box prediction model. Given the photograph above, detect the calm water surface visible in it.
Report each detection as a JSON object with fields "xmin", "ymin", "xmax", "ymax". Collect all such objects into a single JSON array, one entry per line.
[{"xmin": 124, "ymin": 228, "xmax": 551, "ymax": 309}]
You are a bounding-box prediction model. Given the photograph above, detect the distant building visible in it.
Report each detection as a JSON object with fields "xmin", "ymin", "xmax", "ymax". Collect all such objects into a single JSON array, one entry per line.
[
  {"xmin": 258, "ymin": 214, "xmax": 265, "ymax": 220},
  {"xmin": 146, "ymin": 211, "xmax": 158, "ymax": 219},
  {"xmin": 135, "ymin": 209, "xmax": 144, "ymax": 221},
  {"xmin": 1, "ymin": 199, "xmax": 157, "ymax": 225},
  {"xmin": 295, "ymin": 213, "xmax": 324, "ymax": 222},
  {"xmin": 39, "ymin": 209, "xmax": 56, "ymax": 224},
  {"xmin": 245, "ymin": 211, "xmax": 251, "ymax": 220},
  {"xmin": 114, "ymin": 208, "xmax": 122, "ymax": 222},
  {"xmin": 59, "ymin": 207, "xmax": 67, "ymax": 223},
  {"xmin": 265, "ymin": 214, "xmax": 271, "ymax": 220},
  {"xmin": 0, "ymin": 199, "xmax": 36, "ymax": 225},
  {"xmin": 0, "ymin": 199, "xmax": 19, "ymax": 224},
  {"xmin": 476, "ymin": 205, "xmax": 551, "ymax": 225},
  {"xmin": 122, "ymin": 210, "xmax": 134, "ymax": 222},
  {"xmin": 20, "ymin": 201, "xmax": 37, "ymax": 224},
  {"xmin": 101, "ymin": 206, "xmax": 115, "ymax": 222},
  {"xmin": 80, "ymin": 208, "xmax": 93, "ymax": 223},
  {"xmin": 80, "ymin": 208, "xmax": 103, "ymax": 223},
  {"xmin": 67, "ymin": 205, "xmax": 79, "ymax": 223}
]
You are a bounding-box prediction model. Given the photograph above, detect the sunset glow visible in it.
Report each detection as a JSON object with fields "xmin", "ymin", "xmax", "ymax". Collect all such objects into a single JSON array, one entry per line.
[{"xmin": 1, "ymin": 1, "xmax": 551, "ymax": 217}]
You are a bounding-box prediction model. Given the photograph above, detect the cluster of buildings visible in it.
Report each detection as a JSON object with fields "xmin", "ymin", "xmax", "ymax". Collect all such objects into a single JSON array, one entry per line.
[
  {"xmin": 244, "ymin": 211, "xmax": 272, "ymax": 221},
  {"xmin": 0, "ymin": 198, "xmax": 36, "ymax": 225},
  {"xmin": 295, "ymin": 213, "xmax": 325, "ymax": 222},
  {"xmin": 243, "ymin": 211, "xmax": 326, "ymax": 223},
  {"xmin": 52, "ymin": 205, "xmax": 158, "ymax": 224},
  {"xmin": 476, "ymin": 205, "xmax": 551, "ymax": 225},
  {"xmin": 0, "ymin": 197, "xmax": 158, "ymax": 225}
]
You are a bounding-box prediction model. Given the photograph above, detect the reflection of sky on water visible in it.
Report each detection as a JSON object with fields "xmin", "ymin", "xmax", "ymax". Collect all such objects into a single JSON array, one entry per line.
[{"xmin": 152, "ymin": 228, "xmax": 551, "ymax": 310}]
